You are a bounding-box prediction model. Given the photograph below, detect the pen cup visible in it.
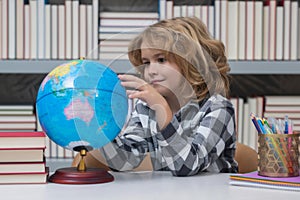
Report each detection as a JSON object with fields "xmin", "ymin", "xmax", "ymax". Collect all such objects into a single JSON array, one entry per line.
[{"xmin": 258, "ymin": 133, "xmax": 300, "ymax": 177}]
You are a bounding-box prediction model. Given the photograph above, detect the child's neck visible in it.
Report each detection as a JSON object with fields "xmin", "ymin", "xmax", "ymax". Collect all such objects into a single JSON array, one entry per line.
[
  {"xmin": 165, "ymin": 95, "xmax": 188, "ymax": 115},
  {"xmin": 164, "ymin": 87, "xmax": 195, "ymax": 115}
]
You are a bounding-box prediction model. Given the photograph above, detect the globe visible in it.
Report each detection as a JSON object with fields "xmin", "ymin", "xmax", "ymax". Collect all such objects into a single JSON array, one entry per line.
[{"xmin": 36, "ymin": 60, "xmax": 128, "ymax": 152}]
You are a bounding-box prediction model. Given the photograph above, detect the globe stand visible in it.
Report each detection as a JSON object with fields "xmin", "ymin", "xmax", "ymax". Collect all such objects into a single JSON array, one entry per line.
[{"xmin": 48, "ymin": 149, "xmax": 114, "ymax": 184}]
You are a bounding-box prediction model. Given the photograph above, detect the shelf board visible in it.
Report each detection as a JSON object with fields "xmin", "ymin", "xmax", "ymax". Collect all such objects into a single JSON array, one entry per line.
[
  {"xmin": 0, "ymin": 60, "xmax": 134, "ymax": 74},
  {"xmin": 229, "ymin": 61, "xmax": 300, "ymax": 74},
  {"xmin": 0, "ymin": 60, "xmax": 299, "ymax": 74}
]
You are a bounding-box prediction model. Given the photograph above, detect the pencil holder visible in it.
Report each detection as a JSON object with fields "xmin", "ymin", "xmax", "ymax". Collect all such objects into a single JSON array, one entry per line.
[{"xmin": 258, "ymin": 133, "xmax": 300, "ymax": 177}]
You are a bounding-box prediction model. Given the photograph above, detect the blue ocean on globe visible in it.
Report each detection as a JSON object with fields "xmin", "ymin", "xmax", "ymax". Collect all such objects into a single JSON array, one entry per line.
[{"xmin": 36, "ymin": 60, "xmax": 128, "ymax": 151}]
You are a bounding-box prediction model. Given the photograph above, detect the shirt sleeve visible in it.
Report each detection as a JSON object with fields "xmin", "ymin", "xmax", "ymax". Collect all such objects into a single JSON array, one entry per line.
[
  {"xmin": 99, "ymin": 108, "xmax": 149, "ymax": 171},
  {"xmin": 155, "ymin": 100, "xmax": 236, "ymax": 176}
]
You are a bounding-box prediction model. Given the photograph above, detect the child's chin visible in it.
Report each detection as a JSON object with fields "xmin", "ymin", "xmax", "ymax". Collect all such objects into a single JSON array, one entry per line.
[{"xmin": 154, "ymin": 85, "xmax": 174, "ymax": 96}]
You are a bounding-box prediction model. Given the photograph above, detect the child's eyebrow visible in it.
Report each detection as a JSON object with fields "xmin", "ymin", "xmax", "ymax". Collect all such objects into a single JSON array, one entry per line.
[
  {"xmin": 154, "ymin": 53, "xmax": 165, "ymax": 57},
  {"xmin": 151, "ymin": 52, "xmax": 165, "ymax": 59},
  {"xmin": 141, "ymin": 52, "xmax": 165, "ymax": 61}
]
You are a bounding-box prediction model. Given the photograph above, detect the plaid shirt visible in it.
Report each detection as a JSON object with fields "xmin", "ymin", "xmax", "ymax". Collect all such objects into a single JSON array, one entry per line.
[{"xmin": 100, "ymin": 94, "xmax": 238, "ymax": 176}]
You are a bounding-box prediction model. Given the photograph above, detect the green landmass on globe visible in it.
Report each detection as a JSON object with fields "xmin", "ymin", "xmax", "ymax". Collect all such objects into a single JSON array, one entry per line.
[{"xmin": 36, "ymin": 60, "xmax": 128, "ymax": 151}]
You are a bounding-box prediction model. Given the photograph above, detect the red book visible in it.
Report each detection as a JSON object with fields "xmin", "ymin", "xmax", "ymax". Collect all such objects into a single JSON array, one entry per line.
[
  {"xmin": 0, "ymin": 167, "xmax": 48, "ymax": 184},
  {"xmin": 0, "ymin": 132, "xmax": 46, "ymax": 149}
]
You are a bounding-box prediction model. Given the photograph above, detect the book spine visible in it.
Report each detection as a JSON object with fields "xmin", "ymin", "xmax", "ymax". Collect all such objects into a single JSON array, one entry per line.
[
  {"xmin": 1, "ymin": 0, "xmax": 8, "ymax": 59},
  {"xmin": 8, "ymin": 0, "xmax": 16, "ymax": 59},
  {"xmin": 86, "ymin": 4, "xmax": 93, "ymax": 59},
  {"xmin": 246, "ymin": 0, "xmax": 254, "ymax": 60},
  {"xmin": 65, "ymin": 0, "xmax": 72, "ymax": 60},
  {"xmin": 29, "ymin": 0, "xmax": 37, "ymax": 59},
  {"xmin": 51, "ymin": 4, "xmax": 58, "ymax": 59},
  {"xmin": 208, "ymin": 0, "xmax": 215, "ymax": 37},
  {"xmin": 254, "ymin": 0, "xmax": 263, "ymax": 60},
  {"xmin": 298, "ymin": 0, "xmax": 300, "ymax": 60},
  {"xmin": 44, "ymin": 4, "xmax": 51, "ymax": 59},
  {"xmin": 290, "ymin": 0, "xmax": 298, "ymax": 60},
  {"xmin": 166, "ymin": 0, "xmax": 174, "ymax": 19},
  {"xmin": 227, "ymin": 0, "xmax": 238, "ymax": 60},
  {"xmin": 72, "ymin": 0, "xmax": 79, "ymax": 59},
  {"xmin": 220, "ymin": 0, "xmax": 228, "ymax": 55},
  {"xmin": 283, "ymin": 0, "xmax": 291, "ymax": 60},
  {"xmin": 37, "ymin": 0, "xmax": 45, "ymax": 59},
  {"xmin": 92, "ymin": 0, "xmax": 99, "ymax": 59},
  {"xmin": 238, "ymin": 0, "xmax": 246, "ymax": 60},
  {"xmin": 275, "ymin": 0, "xmax": 284, "ymax": 60},
  {"xmin": 0, "ymin": 0, "xmax": 2, "ymax": 59},
  {"xmin": 79, "ymin": 4, "xmax": 87, "ymax": 58},
  {"xmin": 214, "ymin": 0, "xmax": 221, "ymax": 41},
  {"xmin": 16, "ymin": 0, "xmax": 24, "ymax": 59},
  {"xmin": 58, "ymin": 4, "xmax": 65, "ymax": 59},
  {"xmin": 263, "ymin": 0, "xmax": 270, "ymax": 60},
  {"xmin": 269, "ymin": 0, "xmax": 277, "ymax": 60}
]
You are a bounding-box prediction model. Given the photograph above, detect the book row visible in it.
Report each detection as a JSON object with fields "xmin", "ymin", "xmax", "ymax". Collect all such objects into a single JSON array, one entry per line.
[
  {"xmin": 0, "ymin": 0, "xmax": 99, "ymax": 60},
  {"xmin": 1, "ymin": 0, "xmax": 300, "ymax": 61},
  {"xmin": 160, "ymin": 0, "xmax": 300, "ymax": 61},
  {"xmin": 96, "ymin": 0, "xmax": 300, "ymax": 61}
]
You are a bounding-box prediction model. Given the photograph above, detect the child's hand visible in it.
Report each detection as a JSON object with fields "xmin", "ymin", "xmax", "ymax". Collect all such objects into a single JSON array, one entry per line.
[
  {"xmin": 118, "ymin": 74, "xmax": 172, "ymax": 129},
  {"xmin": 118, "ymin": 74, "xmax": 164, "ymax": 107}
]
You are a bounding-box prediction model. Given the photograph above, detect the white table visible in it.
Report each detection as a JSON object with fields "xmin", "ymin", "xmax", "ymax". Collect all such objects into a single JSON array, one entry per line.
[{"xmin": 0, "ymin": 171, "xmax": 298, "ymax": 200}]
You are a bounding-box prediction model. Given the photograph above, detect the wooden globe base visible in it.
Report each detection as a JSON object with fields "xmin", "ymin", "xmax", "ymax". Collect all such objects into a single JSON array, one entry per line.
[
  {"xmin": 48, "ymin": 149, "xmax": 114, "ymax": 184},
  {"xmin": 48, "ymin": 167, "xmax": 114, "ymax": 184}
]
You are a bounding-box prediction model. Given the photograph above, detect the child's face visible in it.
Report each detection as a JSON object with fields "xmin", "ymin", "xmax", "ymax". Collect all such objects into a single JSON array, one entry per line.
[{"xmin": 140, "ymin": 43, "xmax": 184, "ymax": 98}]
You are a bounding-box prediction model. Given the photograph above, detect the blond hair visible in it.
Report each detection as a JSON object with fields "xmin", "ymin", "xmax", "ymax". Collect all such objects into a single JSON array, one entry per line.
[{"xmin": 128, "ymin": 17, "xmax": 230, "ymax": 100}]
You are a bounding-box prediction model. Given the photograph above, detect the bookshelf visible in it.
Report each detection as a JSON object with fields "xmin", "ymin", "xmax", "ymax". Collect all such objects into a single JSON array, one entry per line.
[
  {"xmin": 1, "ymin": 0, "xmax": 300, "ymax": 167},
  {"xmin": 1, "ymin": 60, "xmax": 300, "ymax": 74}
]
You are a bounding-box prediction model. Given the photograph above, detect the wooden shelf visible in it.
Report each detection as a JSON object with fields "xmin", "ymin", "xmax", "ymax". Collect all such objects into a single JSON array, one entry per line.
[{"xmin": 0, "ymin": 60, "xmax": 299, "ymax": 74}]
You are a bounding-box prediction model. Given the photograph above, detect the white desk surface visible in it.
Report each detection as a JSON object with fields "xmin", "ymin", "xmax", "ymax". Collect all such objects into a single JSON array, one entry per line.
[{"xmin": 0, "ymin": 171, "xmax": 298, "ymax": 200}]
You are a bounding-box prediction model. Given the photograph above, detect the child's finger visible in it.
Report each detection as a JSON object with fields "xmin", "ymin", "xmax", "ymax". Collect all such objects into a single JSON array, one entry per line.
[
  {"xmin": 121, "ymin": 81, "xmax": 140, "ymax": 89},
  {"xmin": 126, "ymin": 90, "xmax": 138, "ymax": 96},
  {"xmin": 118, "ymin": 74, "xmax": 140, "ymax": 82},
  {"xmin": 120, "ymin": 79, "xmax": 148, "ymax": 90}
]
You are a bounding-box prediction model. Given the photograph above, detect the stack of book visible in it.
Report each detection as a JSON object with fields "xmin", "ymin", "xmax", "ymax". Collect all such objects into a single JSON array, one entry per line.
[
  {"xmin": 0, "ymin": 105, "xmax": 36, "ymax": 132},
  {"xmin": 98, "ymin": 11, "xmax": 159, "ymax": 60},
  {"xmin": 0, "ymin": 131, "xmax": 48, "ymax": 184}
]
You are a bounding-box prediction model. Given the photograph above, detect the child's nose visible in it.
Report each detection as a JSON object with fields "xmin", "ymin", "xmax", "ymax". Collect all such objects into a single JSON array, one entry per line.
[{"xmin": 147, "ymin": 62, "xmax": 159, "ymax": 75}]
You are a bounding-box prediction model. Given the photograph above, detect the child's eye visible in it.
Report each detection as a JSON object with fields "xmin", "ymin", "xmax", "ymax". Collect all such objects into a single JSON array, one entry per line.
[
  {"xmin": 142, "ymin": 61, "xmax": 150, "ymax": 66},
  {"xmin": 157, "ymin": 57, "xmax": 166, "ymax": 63}
]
